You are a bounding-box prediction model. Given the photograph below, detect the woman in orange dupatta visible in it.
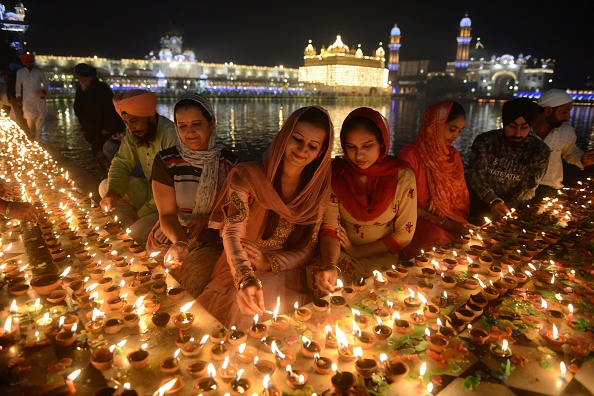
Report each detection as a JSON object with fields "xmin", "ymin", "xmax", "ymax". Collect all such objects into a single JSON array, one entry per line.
[
  {"xmin": 198, "ymin": 106, "xmax": 333, "ymax": 328},
  {"xmin": 314, "ymin": 107, "xmax": 417, "ymax": 295},
  {"xmin": 398, "ymin": 101, "xmax": 477, "ymax": 259}
]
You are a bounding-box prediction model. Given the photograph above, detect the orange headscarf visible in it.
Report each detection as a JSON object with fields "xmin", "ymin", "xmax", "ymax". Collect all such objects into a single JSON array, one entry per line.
[
  {"xmin": 112, "ymin": 90, "xmax": 157, "ymax": 118},
  {"xmin": 20, "ymin": 53, "xmax": 35, "ymax": 64},
  {"xmin": 210, "ymin": 106, "xmax": 333, "ymax": 246},
  {"xmin": 331, "ymin": 107, "xmax": 409, "ymax": 222},
  {"xmin": 415, "ymin": 101, "xmax": 469, "ymax": 222}
]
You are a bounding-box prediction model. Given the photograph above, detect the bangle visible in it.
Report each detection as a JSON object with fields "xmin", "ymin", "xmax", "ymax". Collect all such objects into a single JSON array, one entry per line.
[
  {"xmin": 174, "ymin": 240, "xmax": 189, "ymax": 246},
  {"xmin": 239, "ymin": 276, "xmax": 262, "ymax": 291},
  {"xmin": 439, "ymin": 218, "xmax": 446, "ymax": 225},
  {"xmin": 489, "ymin": 198, "xmax": 503, "ymax": 208},
  {"xmin": 5, "ymin": 202, "xmax": 11, "ymax": 217},
  {"xmin": 322, "ymin": 264, "xmax": 341, "ymax": 275}
]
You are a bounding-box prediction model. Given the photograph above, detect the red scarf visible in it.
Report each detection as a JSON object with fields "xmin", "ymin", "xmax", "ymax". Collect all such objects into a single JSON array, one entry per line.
[
  {"xmin": 331, "ymin": 107, "xmax": 409, "ymax": 222},
  {"xmin": 415, "ymin": 101, "xmax": 469, "ymax": 222}
]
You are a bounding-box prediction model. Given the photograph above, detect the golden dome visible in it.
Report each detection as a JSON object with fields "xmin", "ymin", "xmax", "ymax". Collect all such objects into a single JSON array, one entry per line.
[
  {"xmin": 304, "ymin": 39, "xmax": 316, "ymax": 57},
  {"xmin": 375, "ymin": 42, "xmax": 385, "ymax": 58},
  {"xmin": 326, "ymin": 35, "xmax": 350, "ymax": 54},
  {"xmin": 355, "ymin": 44, "xmax": 363, "ymax": 58}
]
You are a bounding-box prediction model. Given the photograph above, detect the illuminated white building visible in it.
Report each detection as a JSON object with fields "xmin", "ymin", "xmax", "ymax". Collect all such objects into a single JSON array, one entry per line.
[
  {"xmin": 299, "ymin": 35, "xmax": 389, "ymax": 95},
  {"xmin": 442, "ymin": 14, "xmax": 555, "ymax": 98}
]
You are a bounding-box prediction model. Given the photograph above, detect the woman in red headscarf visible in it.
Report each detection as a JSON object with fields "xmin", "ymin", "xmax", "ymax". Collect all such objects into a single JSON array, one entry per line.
[
  {"xmin": 398, "ymin": 101, "xmax": 477, "ymax": 259},
  {"xmin": 198, "ymin": 106, "xmax": 333, "ymax": 328},
  {"xmin": 314, "ymin": 107, "xmax": 417, "ymax": 294}
]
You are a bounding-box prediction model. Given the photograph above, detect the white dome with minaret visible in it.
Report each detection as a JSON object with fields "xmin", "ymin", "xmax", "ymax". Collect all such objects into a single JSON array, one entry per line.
[
  {"xmin": 391, "ymin": 24, "xmax": 401, "ymax": 36},
  {"xmin": 460, "ymin": 14, "xmax": 471, "ymax": 27}
]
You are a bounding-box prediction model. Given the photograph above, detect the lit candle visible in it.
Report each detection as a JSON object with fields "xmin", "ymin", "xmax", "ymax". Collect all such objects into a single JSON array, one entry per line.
[
  {"xmin": 418, "ymin": 362, "xmax": 427, "ymax": 386},
  {"xmin": 65, "ymin": 369, "xmax": 81, "ymax": 394},
  {"xmin": 567, "ymin": 304, "xmax": 574, "ymax": 326},
  {"xmin": 559, "ymin": 361, "xmax": 567, "ymax": 382}
]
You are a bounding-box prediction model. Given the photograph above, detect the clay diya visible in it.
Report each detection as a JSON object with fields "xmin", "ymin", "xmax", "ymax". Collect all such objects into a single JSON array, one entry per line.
[
  {"xmin": 310, "ymin": 353, "xmax": 333, "ymax": 377},
  {"xmin": 301, "ymin": 335, "xmax": 321, "ymax": 358},
  {"xmin": 426, "ymin": 332, "xmax": 449, "ymax": 353},
  {"xmin": 152, "ymin": 312, "xmax": 170, "ymax": 327},
  {"xmin": 273, "ymin": 345, "xmax": 296, "ymax": 368},
  {"xmin": 331, "ymin": 369, "xmax": 356, "ymax": 393},
  {"xmin": 209, "ymin": 327, "xmax": 228, "ymax": 344},
  {"xmin": 127, "ymin": 346, "xmax": 149, "ymax": 369},
  {"xmin": 187, "ymin": 360, "xmax": 208, "ymax": 378},
  {"xmin": 354, "ymin": 356, "xmax": 378, "ymax": 378},
  {"xmin": 372, "ymin": 318, "xmax": 392, "ymax": 340},
  {"xmin": 217, "ymin": 356, "xmax": 238, "ymax": 383},
  {"xmin": 167, "ymin": 287, "xmax": 185, "ymax": 300},
  {"xmin": 293, "ymin": 303, "xmax": 312, "ymax": 321},
  {"xmin": 468, "ymin": 326, "xmax": 490, "ymax": 345},
  {"xmin": 440, "ymin": 275, "xmax": 456, "ymax": 289},
  {"xmin": 210, "ymin": 342, "xmax": 229, "ymax": 361},
  {"xmin": 228, "ymin": 326, "xmax": 248, "ymax": 346},
  {"xmin": 385, "ymin": 359, "xmax": 409, "ymax": 383},
  {"xmin": 181, "ymin": 335, "xmax": 209, "ymax": 357},
  {"xmin": 248, "ymin": 315, "xmax": 268, "ymax": 338},
  {"xmin": 160, "ymin": 349, "xmax": 181, "ymax": 374},
  {"xmin": 341, "ymin": 286, "xmax": 357, "ymax": 300},
  {"xmin": 312, "ymin": 298, "xmax": 330, "ymax": 312},
  {"xmin": 229, "ymin": 371, "xmax": 251, "ymax": 396},
  {"xmin": 253, "ymin": 357, "xmax": 276, "ymax": 379},
  {"xmin": 172, "ymin": 303, "xmax": 195, "ymax": 330},
  {"xmin": 235, "ymin": 342, "xmax": 258, "ymax": 363},
  {"xmin": 330, "ymin": 294, "xmax": 347, "ymax": 308},
  {"xmin": 489, "ymin": 340, "xmax": 512, "ymax": 358},
  {"xmin": 260, "ymin": 336, "xmax": 282, "ymax": 353},
  {"xmin": 91, "ymin": 348, "xmax": 114, "ymax": 371},
  {"xmin": 285, "ymin": 366, "xmax": 308, "ymax": 390}
]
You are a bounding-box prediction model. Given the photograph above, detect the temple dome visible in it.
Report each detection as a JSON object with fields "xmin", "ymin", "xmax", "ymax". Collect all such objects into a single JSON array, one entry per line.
[
  {"xmin": 391, "ymin": 24, "xmax": 401, "ymax": 36},
  {"xmin": 304, "ymin": 39, "xmax": 316, "ymax": 56},
  {"xmin": 375, "ymin": 42, "xmax": 385, "ymax": 58},
  {"xmin": 460, "ymin": 14, "xmax": 471, "ymax": 27},
  {"xmin": 327, "ymin": 35, "xmax": 349, "ymax": 54}
]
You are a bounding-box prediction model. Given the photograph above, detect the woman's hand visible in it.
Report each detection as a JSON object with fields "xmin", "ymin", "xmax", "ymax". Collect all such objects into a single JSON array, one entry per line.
[
  {"xmin": 336, "ymin": 226, "xmax": 359, "ymax": 258},
  {"xmin": 236, "ymin": 285, "xmax": 265, "ymax": 317},
  {"xmin": 186, "ymin": 216, "xmax": 209, "ymax": 240},
  {"xmin": 242, "ymin": 239, "xmax": 271, "ymax": 271},
  {"xmin": 315, "ymin": 266, "xmax": 338, "ymax": 294},
  {"xmin": 7, "ymin": 202, "xmax": 39, "ymax": 223},
  {"xmin": 164, "ymin": 241, "xmax": 189, "ymax": 269}
]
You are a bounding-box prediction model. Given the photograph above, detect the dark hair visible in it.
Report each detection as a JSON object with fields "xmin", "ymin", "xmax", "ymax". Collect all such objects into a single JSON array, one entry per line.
[
  {"xmin": 446, "ymin": 101, "xmax": 466, "ymax": 122},
  {"xmin": 261, "ymin": 107, "xmax": 331, "ymax": 249},
  {"xmin": 340, "ymin": 116, "xmax": 384, "ymax": 146},
  {"xmin": 174, "ymin": 99, "xmax": 213, "ymax": 124}
]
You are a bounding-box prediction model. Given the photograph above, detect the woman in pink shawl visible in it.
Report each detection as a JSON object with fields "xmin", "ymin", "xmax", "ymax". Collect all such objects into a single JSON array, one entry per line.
[
  {"xmin": 198, "ymin": 106, "xmax": 333, "ymax": 328},
  {"xmin": 398, "ymin": 101, "xmax": 477, "ymax": 259}
]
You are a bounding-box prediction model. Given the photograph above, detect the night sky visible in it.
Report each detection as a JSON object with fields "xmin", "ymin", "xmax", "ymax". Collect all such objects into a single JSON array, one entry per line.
[{"xmin": 14, "ymin": 0, "xmax": 594, "ymax": 88}]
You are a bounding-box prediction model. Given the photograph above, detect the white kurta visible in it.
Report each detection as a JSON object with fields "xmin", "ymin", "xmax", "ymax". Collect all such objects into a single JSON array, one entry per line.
[
  {"xmin": 15, "ymin": 67, "xmax": 48, "ymax": 140},
  {"xmin": 533, "ymin": 123, "xmax": 584, "ymax": 189}
]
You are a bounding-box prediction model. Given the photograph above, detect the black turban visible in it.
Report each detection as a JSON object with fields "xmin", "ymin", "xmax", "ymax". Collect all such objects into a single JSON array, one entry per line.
[
  {"xmin": 502, "ymin": 98, "xmax": 538, "ymax": 127},
  {"xmin": 74, "ymin": 63, "xmax": 96, "ymax": 78}
]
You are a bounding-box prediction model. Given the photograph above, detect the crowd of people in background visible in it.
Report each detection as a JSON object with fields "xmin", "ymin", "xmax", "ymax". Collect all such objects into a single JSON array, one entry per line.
[{"xmin": 2, "ymin": 56, "xmax": 594, "ymax": 327}]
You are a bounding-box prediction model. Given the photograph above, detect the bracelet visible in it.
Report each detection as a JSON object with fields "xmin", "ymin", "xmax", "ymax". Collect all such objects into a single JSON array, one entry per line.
[
  {"xmin": 489, "ymin": 198, "xmax": 503, "ymax": 208},
  {"xmin": 173, "ymin": 240, "xmax": 189, "ymax": 246},
  {"xmin": 239, "ymin": 276, "xmax": 262, "ymax": 291},
  {"xmin": 322, "ymin": 264, "xmax": 341, "ymax": 275},
  {"xmin": 233, "ymin": 266, "xmax": 255, "ymax": 291},
  {"xmin": 4, "ymin": 202, "xmax": 11, "ymax": 217}
]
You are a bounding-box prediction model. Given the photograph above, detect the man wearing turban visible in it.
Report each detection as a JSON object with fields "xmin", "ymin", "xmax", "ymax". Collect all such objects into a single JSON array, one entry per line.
[
  {"xmin": 466, "ymin": 98, "xmax": 551, "ymax": 222},
  {"xmin": 15, "ymin": 53, "xmax": 48, "ymax": 141},
  {"xmin": 99, "ymin": 89, "xmax": 178, "ymax": 244},
  {"xmin": 73, "ymin": 63, "xmax": 126, "ymax": 178},
  {"xmin": 530, "ymin": 89, "xmax": 594, "ymax": 201}
]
